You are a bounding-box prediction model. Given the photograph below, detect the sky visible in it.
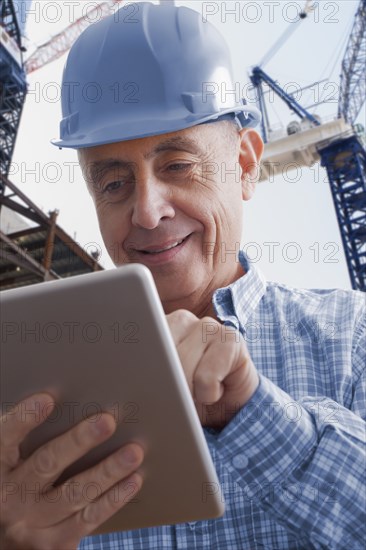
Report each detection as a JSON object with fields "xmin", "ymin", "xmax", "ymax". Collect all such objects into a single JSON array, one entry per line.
[{"xmin": 8, "ymin": 0, "xmax": 365, "ymax": 289}]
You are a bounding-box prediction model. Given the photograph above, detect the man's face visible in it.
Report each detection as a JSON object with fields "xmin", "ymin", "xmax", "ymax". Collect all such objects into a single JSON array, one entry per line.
[{"xmin": 78, "ymin": 122, "xmax": 258, "ymax": 315}]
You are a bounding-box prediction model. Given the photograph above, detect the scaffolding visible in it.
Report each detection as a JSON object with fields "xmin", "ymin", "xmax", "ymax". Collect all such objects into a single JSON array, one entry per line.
[
  {"xmin": 0, "ymin": 0, "xmax": 27, "ymax": 179},
  {"xmin": 0, "ymin": 176, "xmax": 103, "ymax": 290}
]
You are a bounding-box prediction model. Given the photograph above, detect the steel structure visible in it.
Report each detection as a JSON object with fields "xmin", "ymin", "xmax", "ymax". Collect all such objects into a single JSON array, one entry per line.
[
  {"xmin": 319, "ymin": 0, "xmax": 366, "ymax": 291},
  {"xmin": 250, "ymin": 0, "xmax": 366, "ymax": 291},
  {"xmin": 0, "ymin": 175, "xmax": 103, "ymax": 289},
  {"xmin": 0, "ymin": 0, "xmax": 27, "ymax": 179},
  {"xmin": 319, "ymin": 137, "xmax": 366, "ymax": 290},
  {"xmin": 0, "ymin": 1, "xmax": 105, "ymax": 289},
  {"xmin": 338, "ymin": 0, "xmax": 366, "ymax": 125},
  {"xmin": 250, "ymin": 66, "xmax": 320, "ymax": 145}
]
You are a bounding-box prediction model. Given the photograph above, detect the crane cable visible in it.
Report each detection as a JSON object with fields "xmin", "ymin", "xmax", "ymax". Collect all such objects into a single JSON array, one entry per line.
[
  {"xmin": 259, "ymin": 0, "xmax": 315, "ymax": 68},
  {"xmin": 311, "ymin": 10, "xmax": 356, "ymax": 115}
]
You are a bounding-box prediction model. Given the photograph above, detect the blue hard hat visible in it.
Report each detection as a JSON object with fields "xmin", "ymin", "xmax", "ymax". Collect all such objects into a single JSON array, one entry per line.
[{"xmin": 52, "ymin": 1, "xmax": 261, "ymax": 149}]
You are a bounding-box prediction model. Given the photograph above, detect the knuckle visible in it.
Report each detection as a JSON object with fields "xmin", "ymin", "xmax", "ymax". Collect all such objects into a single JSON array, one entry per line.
[
  {"xmin": 69, "ymin": 422, "xmax": 87, "ymax": 448},
  {"xmin": 173, "ymin": 309, "xmax": 196, "ymax": 325},
  {"xmin": 106, "ymin": 484, "xmax": 121, "ymax": 508},
  {"xmin": 112, "ymin": 477, "xmax": 139, "ymax": 507},
  {"xmin": 201, "ymin": 316, "xmax": 219, "ymax": 326},
  {"xmin": 81, "ymin": 501, "xmax": 100, "ymax": 525},
  {"xmin": 200, "ymin": 317, "xmax": 220, "ymax": 340},
  {"xmin": 63, "ymin": 479, "xmax": 84, "ymax": 507},
  {"xmin": 195, "ymin": 371, "xmax": 215, "ymax": 390},
  {"xmin": 99, "ymin": 455, "xmax": 119, "ymax": 484},
  {"xmin": 1, "ymin": 444, "xmax": 21, "ymax": 468},
  {"xmin": 33, "ymin": 445, "xmax": 58, "ymax": 477}
]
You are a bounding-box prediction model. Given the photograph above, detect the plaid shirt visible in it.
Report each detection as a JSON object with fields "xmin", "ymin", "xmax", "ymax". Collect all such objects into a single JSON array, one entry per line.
[{"xmin": 80, "ymin": 251, "xmax": 366, "ymax": 549}]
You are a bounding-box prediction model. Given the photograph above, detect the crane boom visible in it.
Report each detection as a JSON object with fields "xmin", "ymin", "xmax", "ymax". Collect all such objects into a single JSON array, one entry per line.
[
  {"xmin": 24, "ymin": 0, "xmax": 125, "ymax": 74},
  {"xmin": 338, "ymin": 0, "xmax": 366, "ymax": 124},
  {"xmin": 250, "ymin": 66, "xmax": 320, "ymax": 144},
  {"xmin": 259, "ymin": 1, "xmax": 315, "ymax": 68}
]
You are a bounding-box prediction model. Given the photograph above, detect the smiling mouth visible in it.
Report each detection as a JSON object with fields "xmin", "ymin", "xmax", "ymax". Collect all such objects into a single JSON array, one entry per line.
[{"xmin": 137, "ymin": 235, "xmax": 190, "ymax": 255}]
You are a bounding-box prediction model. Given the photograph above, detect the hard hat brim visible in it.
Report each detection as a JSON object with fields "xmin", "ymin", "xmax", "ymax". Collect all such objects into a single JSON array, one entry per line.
[{"xmin": 51, "ymin": 105, "xmax": 261, "ymax": 150}]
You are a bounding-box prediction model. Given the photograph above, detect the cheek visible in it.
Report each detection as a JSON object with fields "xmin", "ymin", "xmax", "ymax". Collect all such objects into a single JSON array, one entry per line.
[
  {"xmin": 96, "ymin": 203, "xmax": 128, "ymax": 247},
  {"xmin": 194, "ymin": 172, "xmax": 238, "ymax": 226},
  {"xmin": 184, "ymin": 192, "xmax": 215, "ymax": 239}
]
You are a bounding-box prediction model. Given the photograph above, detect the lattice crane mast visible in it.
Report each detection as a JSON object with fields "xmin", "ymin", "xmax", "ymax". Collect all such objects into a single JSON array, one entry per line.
[
  {"xmin": 0, "ymin": 0, "xmax": 27, "ymax": 179},
  {"xmin": 322, "ymin": 0, "xmax": 366, "ymax": 291},
  {"xmin": 338, "ymin": 0, "xmax": 366, "ymax": 125}
]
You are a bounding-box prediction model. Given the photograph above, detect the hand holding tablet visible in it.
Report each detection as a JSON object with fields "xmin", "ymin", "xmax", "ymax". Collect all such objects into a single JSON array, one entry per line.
[
  {"xmin": 0, "ymin": 392, "xmax": 144, "ymax": 548},
  {"xmin": 0, "ymin": 264, "xmax": 224, "ymax": 545}
]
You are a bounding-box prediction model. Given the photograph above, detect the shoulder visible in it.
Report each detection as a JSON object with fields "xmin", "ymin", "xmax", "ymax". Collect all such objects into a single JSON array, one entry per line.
[
  {"xmin": 260, "ymin": 282, "xmax": 365, "ymax": 351},
  {"xmin": 264, "ymin": 281, "xmax": 365, "ymax": 320}
]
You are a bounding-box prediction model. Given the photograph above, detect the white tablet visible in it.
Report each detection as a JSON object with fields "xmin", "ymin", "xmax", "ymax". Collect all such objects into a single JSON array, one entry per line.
[{"xmin": 0, "ymin": 264, "xmax": 225, "ymax": 534}]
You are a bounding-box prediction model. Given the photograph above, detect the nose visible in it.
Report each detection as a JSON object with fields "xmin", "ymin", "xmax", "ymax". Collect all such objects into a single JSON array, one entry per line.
[{"xmin": 131, "ymin": 175, "xmax": 175, "ymax": 229}]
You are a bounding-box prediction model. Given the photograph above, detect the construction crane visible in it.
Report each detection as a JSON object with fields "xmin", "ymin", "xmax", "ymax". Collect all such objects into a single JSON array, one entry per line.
[
  {"xmin": 250, "ymin": 0, "xmax": 366, "ymax": 291},
  {"xmin": 25, "ymin": 0, "xmax": 125, "ymax": 74}
]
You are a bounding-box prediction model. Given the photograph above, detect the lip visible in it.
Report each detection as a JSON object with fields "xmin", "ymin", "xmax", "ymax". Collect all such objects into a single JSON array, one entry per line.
[
  {"xmin": 136, "ymin": 237, "xmax": 188, "ymax": 253},
  {"xmin": 131, "ymin": 234, "xmax": 192, "ymax": 266}
]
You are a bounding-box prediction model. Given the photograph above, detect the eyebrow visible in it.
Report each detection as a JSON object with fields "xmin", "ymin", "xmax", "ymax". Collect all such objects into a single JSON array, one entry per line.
[
  {"xmin": 144, "ymin": 136, "xmax": 205, "ymax": 159},
  {"xmin": 86, "ymin": 136, "xmax": 205, "ymax": 188},
  {"xmin": 87, "ymin": 159, "xmax": 132, "ymax": 189}
]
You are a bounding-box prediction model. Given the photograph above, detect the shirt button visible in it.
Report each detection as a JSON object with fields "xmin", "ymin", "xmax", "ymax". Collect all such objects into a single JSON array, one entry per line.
[
  {"xmin": 232, "ymin": 454, "xmax": 249, "ymax": 470},
  {"xmin": 187, "ymin": 522, "xmax": 197, "ymax": 530}
]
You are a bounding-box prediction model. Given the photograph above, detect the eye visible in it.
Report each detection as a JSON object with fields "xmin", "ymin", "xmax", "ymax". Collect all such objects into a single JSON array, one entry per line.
[{"xmin": 103, "ymin": 181, "xmax": 124, "ymax": 194}]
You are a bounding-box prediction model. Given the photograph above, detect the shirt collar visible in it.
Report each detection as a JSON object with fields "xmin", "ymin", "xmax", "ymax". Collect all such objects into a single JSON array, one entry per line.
[{"xmin": 212, "ymin": 249, "xmax": 267, "ymax": 334}]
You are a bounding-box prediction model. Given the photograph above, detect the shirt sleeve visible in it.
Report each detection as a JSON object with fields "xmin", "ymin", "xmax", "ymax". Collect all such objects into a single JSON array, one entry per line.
[{"xmin": 212, "ymin": 319, "xmax": 366, "ymax": 549}]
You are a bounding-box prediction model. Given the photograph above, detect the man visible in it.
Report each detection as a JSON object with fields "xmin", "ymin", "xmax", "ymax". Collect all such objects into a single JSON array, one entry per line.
[{"xmin": 1, "ymin": 2, "xmax": 365, "ymax": 549}]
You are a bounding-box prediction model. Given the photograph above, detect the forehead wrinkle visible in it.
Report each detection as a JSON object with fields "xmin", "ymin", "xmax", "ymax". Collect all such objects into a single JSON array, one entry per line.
[{"xmin": 143, "ymin": 136, "xmax": 206, "ymax": 160}]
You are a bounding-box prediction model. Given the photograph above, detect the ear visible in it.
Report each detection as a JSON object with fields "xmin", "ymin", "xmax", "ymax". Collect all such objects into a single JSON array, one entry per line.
[{"xmin": 238, "ymin": 129, "xmax": 264, "ymax": 201}]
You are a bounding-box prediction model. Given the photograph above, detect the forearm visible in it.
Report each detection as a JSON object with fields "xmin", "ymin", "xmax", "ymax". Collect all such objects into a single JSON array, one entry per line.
[{"xmin": 210, "ymin": 374, "xmax": 366, "ymax": 549}]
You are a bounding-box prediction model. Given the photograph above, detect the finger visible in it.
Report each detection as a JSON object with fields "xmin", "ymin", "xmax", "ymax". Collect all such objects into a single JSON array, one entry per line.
[
  {"xmin": 32, "ymin": 443, "xmax": 144, "ymax": 525},
  {"xmin": 52, "ymin": 473, "xmax": 143, "ymax": 546},
  {"xmin": 220, "ymin": 343, "xmax": 259, "ymax": 404},
  {"xmin": 196, "ymin": 337, "xmax": 258, "ymax": 424},
  {"xmin": 0, "ymin": 394, "xmax": 55, "ymax": 470},
  {"xmin": 176, "ymin": 322, "xmax": 209, "ymax": 392},
  {"xmin": 175, "ymin": 316, "xmax": 225, "ymax": 391},
  {"xmin": 193, "ymin": 338, "xmax": 237, "ymax": 404},
  {"xmin": 166, "ymin": 309, "xmax": 199, "ymax": 345},
  {"xmin": 2, "ymin": 474, "xmax": 143, "ymax": 550},
  {"xmin": 13, "ymin": 413, "xmax": 116, "ymax": 492}
]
